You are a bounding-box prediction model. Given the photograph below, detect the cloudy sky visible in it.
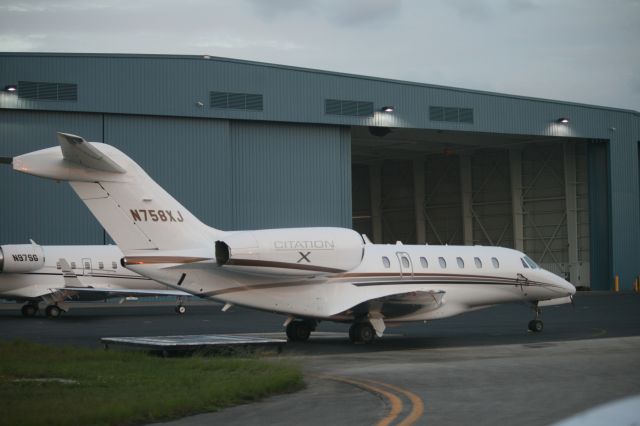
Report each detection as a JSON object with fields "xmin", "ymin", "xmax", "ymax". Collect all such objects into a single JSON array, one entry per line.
[{"xmin": 1, "ymin": 0, "xmax": 639, "ymax": 110}]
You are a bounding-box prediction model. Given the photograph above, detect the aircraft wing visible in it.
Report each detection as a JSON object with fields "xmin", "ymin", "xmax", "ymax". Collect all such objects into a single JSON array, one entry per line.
[
  {"xmin": 62, "ymin": 287, "xmax": 191, "ymax": 298},
  {"xmin": 343, "ymin": 289, "xmax": 446, "ymax": 319}
]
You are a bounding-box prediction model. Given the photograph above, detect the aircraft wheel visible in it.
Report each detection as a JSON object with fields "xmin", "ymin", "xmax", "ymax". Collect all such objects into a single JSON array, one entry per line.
[
  {"xmin": 351, "ymin": 323, "xmax": 375, "ymax": 344},
  {"xmin": 348, "ymin": 324, "xmax": 357, "ymax": 343},
  {"xmin": 286, "ymin": 320, "xmax": 311, "ymax": 342},
  {"xmin": 528, "ymin": 319, "xmax": 543, "ymax": 332},
  {"xmin": 175, "ymin": 305, "xmax": 187, "ymax": 315},
  {"xmin": 21, "ymin": 304, "xmax": 38, "ymax": 317},
  {"xmin": 45, "ymin": 305, "xmax": 62, "ymax": 318}
]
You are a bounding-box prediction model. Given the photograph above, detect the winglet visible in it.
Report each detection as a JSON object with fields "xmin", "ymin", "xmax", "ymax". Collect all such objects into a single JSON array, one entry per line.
[{"xmin": 56, "ymin": 133, "xmax": 126, "ymax": 173}]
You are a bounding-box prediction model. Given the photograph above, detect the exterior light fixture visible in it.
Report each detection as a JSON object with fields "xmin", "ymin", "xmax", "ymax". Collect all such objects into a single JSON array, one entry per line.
[
  {"xmin": 381, "ymin": 106, "xmax": 395, "ymax": 113},
  {"xmin": 4, "ymin": 85, "xmax": 17, "ymax": 92},
  {"xmin": 557, "ymin": 117, "xmax": 569, "ymax": 124}
]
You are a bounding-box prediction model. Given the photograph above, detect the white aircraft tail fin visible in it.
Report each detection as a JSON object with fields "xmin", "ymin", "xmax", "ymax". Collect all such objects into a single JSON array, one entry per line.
[{"xmin": 13, "ymin": 133, "xmax": 220, "ymax": 251}]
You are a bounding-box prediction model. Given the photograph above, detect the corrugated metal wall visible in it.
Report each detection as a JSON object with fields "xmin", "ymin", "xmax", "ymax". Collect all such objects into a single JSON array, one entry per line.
[
  {"xmin": 588, "ymin": 141, "xmax": 611, "ymax": 290},
  {"xmin": 0, "ymin": 110, "xmax": 352, "ymax": 244},
  {"xmin": 228, "ymin": 122, "xmax": 351, "ymax": 229}
]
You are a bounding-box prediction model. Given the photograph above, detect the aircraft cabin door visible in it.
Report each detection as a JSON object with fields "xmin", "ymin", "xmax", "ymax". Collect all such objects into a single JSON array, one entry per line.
[
  {"xmin": 396, "ymin": 252, "xmax": 413, "ymax": 279},
  {"xmin": 82, "ymin": 258, "xmax": 92, "ymax": 276}
]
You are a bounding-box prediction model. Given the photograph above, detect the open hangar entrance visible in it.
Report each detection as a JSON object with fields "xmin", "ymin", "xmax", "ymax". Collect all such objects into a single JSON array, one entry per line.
[{"xmin": 351, "ymin": 126, "xmax": 605, "ymax": 289}]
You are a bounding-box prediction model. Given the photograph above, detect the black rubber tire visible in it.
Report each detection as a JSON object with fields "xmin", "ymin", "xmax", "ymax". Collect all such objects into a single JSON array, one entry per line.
[
  {"xmin": 21, "ymin": 304, "xmax": 37, "ymax": 317},
  {"xmin": 45, "ymin": 305, "xmax": 62, "ymax": 318},
  {"xmin": 357, "ymin": 323, "xmax": 375, "ymax": 344},
  {"xmin": 286, "ymin": 321, "xmax": 311, "ymax": 342},
  {"xmin": 348, "ymin": 324, "xmax": 357, "ymax": 343},
  {"xmin": 528, "ymin": 319, "xmax": 544, "ymax": 332}
]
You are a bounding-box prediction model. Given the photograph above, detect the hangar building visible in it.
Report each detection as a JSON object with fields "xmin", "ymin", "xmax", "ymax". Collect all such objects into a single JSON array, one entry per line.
[{"xmin": 1, "ymin": 53, "xmax": 638, "ymax": 290}]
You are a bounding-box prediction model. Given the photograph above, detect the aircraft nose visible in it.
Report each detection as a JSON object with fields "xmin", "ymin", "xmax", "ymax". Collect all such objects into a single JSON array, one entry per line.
[{"xmin": 563, "ymin": 277, "xmax": 576, "ymax": 296}]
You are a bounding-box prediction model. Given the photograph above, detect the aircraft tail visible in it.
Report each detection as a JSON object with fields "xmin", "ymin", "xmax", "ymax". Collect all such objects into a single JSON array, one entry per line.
[{"xmin": 13, "ymin": 133, "xmax": 220, "ymax": 251}]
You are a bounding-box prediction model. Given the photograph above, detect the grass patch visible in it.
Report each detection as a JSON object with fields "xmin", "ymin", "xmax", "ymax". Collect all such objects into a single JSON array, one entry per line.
[{"xmin": 0, "ymin": 340, "xmax": 303, "ymax": 426}]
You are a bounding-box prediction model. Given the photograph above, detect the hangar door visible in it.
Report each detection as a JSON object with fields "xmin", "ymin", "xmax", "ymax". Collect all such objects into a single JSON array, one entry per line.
[{"xmin": 352, "ymin": 127, "xmax": 591, "ymax": 287}]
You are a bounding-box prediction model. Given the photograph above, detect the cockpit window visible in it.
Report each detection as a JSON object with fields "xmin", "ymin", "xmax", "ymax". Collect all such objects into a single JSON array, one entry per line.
[
  {"xmin": 521, "ymin": 258, "xmax": 529, "ymax": 268},
  {"xmin": 523, "ymin": 255, "xmax": 538, "ymax": 269}
]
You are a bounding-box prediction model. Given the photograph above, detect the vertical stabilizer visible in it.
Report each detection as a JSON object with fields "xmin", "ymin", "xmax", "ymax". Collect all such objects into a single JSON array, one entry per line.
[{"xmin": 13, "ymin": 133, "xmax": 220, "ymax": 251}]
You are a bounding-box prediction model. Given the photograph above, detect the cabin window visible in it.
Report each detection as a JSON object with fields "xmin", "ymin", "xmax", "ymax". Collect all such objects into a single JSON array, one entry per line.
[
  {"xmin": 98, "ymin": 261, "xmax": 104, "ymax": 269},
  {"xmin": 382, "ymin": 256, "xmax": 391, "ymax": 268},
  {"xmin": 401, "ymin": 256, "xmax": 410, "ymax": 268},
  {"xmin": 474, "ymin": 257, "xmax": 482, "ymax": 268},
  {"xmin": 491, "ymin": 257, "xmax": 500, "ymax": 268},
  {"xmin": 70, "ymin": 262, "xmax": 76, "ymax": 269},
  {"xmin": 420, "ymin": 257, "xmax": 428, "ymax": 268},
  {"xmin": 438, "ymin": 257, "xmax": 447, "ymax": 268},
  {"xmin": 84, "ymin": 261, "xmax": 90, "ymax": 269},
  {"xmin": 456, "ymin": 257, "xmax": 464, "ymax": 268},
  {"xmin": 112, "ymin": 261, "xmax": 117, "ymax": 269},
  {"xmin": 56, "ymin": 262, "xmax": 61, "ymax": 270},
  {"xmin": 521, "ymin": 258, "xmax": 529, "ymax": 268}
]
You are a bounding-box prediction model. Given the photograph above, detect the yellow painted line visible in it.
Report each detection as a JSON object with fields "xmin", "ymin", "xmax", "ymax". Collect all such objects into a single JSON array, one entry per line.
[
  {"xmin": 364, "ymin": 379, "xmax": 425, "ymax": 426},
  {"xmin": 321, "ymin": 375, "xmax": 425, "ymax": 426},
  {"xmin": 324, "ymin": 375, "xmax": 403, "ymax": 426}
]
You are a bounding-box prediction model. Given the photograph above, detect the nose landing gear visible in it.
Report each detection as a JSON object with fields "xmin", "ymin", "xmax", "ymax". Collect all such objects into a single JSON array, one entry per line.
[{"xmin": 528, "ymin": 304, "xmax": 544, "ymax": 332}]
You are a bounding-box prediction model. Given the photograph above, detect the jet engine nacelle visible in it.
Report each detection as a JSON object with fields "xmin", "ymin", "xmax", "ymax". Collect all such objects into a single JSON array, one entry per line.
[
  {"xmin": 0, "ymin": 244, "xmax": 45, "ymax": 273},
  {"xmin": 215, "ymin": 227, "xmax": 364, "ymax": 276}
]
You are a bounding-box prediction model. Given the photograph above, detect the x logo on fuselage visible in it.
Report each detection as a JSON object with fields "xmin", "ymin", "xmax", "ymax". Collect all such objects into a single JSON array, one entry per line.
[{"xmin": 297, "ymin": 251, "xmax": 311, "ymax": 263}]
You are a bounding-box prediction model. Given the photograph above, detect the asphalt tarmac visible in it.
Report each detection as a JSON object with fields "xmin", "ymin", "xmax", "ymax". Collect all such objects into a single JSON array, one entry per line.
[{"xmin": 1, "ymin": 292, "xmax": 639, "ymax": 425}]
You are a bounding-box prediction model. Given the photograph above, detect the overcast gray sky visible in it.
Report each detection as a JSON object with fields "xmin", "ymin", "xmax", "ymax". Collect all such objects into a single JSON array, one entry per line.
[{"xmin": 1, "ymin": 0, "xmax": 639, "ymax": 110}]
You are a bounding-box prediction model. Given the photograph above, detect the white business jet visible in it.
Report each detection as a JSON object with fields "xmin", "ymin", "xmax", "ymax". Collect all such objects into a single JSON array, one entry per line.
[
  {"xmin": 0, "ymin": 241, "xmax": 191, "ymax": 317},
  {"xmin": 9, "ymin": 133, "xmax": 575, "ymax": 342}
]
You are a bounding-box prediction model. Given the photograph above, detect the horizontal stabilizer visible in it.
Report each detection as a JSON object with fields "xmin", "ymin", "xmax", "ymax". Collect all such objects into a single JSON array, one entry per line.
[{"xmin": 57, "ymin": 133, "xmax": 125, "ymax": 173}]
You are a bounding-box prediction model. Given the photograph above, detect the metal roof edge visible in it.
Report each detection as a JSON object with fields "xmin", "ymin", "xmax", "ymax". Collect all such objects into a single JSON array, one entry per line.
[{"xmin": 1, "ymin": 51, "xmax": 638, "ymax": 116}]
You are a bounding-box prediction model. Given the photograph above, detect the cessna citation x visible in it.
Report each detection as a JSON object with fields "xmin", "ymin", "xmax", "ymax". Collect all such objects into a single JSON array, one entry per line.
[
  {"xmin": 0, "ymin": 242, "xmax": 191, "ymax": 317},
  {"xmin": 8, "ymin": 133, "xmax": 576, "ymax": 343}
]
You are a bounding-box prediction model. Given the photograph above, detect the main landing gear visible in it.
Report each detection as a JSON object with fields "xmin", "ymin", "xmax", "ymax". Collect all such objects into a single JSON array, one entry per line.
[
  {"xmin": 284, "ymin": 318, "xmax": 379, "ymax": 344},
  {"xmin": 349, "ymin": 322, "xmax": 375, "ymax": 344},
  {"xmin": 45, "ymin": 304, "xmax": 63, "ymax": 318},
  {"xmin": 21, "ymin": 303, "xmax": 39, "ymax": 317},
  {"xmin": 21, "ymin": 303, "xmax": 65, "ymax": 318},
  {"xmin": 528, "ymin": 304, "xmax": 544, "ymax": 332},
  {"xmin": 285, "ymin": 319, "xmax": 316, "ymax": 342}
]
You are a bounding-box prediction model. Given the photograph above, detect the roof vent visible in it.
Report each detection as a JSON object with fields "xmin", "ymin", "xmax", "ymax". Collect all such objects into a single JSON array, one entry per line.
[
  {"xmin": 430, "ymin": 106, "xmax": 473, "ymax": 124},
  {"xmin": 210, "ymin": 91, "xmax": 263, "ymax": 111},
  {"xmin": 18, "ymin": 81, "xmax": 77, "ymax": 101},
  {"xmin": 325, "ymin": 99, "xmax": 374, "ymax": 117}
]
